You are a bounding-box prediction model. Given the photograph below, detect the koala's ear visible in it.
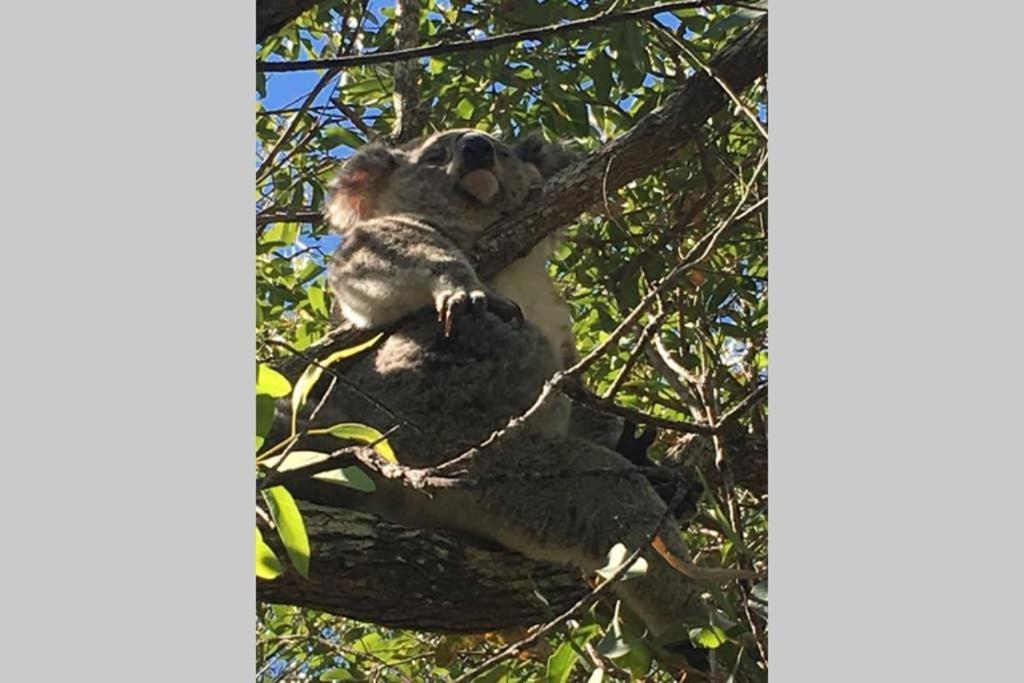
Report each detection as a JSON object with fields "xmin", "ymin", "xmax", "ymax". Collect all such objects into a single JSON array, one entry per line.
[
  {"xmin": 513, "ymin": 130, "xmax": 579, "ymax": 179},
  {"xmin": 323, "ymin": 144, "xmax": 398, "ymax": 232}
]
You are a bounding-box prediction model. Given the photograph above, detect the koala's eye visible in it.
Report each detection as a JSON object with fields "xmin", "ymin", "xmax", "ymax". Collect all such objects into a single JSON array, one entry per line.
[
  {"xmin": 420, "ymin": 147, "xmax": 449, "ymax": 165},
  {"xmin": 496, "ymin": 147, "xmax": 512, "ymax": 159}
]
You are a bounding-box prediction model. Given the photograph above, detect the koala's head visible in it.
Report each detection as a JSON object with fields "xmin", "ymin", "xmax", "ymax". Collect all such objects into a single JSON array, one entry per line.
[{"xmin": 324, "ymin": 129, "xmax": 575, "ymax": 247}]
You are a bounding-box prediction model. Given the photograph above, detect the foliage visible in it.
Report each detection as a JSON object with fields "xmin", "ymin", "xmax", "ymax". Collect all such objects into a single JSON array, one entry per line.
[{"xmin": 256, "ymin": 1, "xmax": 767, "ymax": 680}]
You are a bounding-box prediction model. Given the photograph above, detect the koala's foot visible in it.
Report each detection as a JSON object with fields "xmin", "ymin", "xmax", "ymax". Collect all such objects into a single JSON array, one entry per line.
[
  {"xmin": 436, "ymin": 288, "xmax": 523, "ymax": 337},
  {"xmin": 615, "ymin": 420, "xmax": 658, "ymax": 467}
]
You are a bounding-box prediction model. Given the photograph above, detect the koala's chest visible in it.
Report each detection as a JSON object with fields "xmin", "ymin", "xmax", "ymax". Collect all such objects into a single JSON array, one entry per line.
[{"xmin": 487, "ymin": 244, "xmax": 574, "ymax": 365}]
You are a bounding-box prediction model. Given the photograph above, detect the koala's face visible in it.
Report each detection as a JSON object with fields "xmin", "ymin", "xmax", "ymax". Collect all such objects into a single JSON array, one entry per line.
[{"xmin": 325, "ymin": 129, "xmax": 574, "ymax": 247}]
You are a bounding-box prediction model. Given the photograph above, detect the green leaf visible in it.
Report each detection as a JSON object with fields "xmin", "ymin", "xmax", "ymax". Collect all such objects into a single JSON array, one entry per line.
[
  {"xmin": 456, "ymin": 98, "xmax": 475, "ymax": 120},
  {"xmin": 545, "ymin": 641, "xmax": 580, "ymax": 683},
  {"xmin": 316, "ymin": 422, "xmax": 397, "ymax": 463},
  {"xmin": 595, "ymin": 543, "xmax": 648, "ymax": 582},
  {"xmin": 308, "ymin": 285, "xmax": 329, "ymax": 318},
  {"xmin": 262, "ymin": 486, "xmax": 311, "ymax": 578},
  {"xmin": 256, "ymin": 394, "xmax": 277, "ymax": 444},
  {"xmin": 261, "ymin": 451, "xmax": 378, "ymax": 493},
  {"xmin": 257, "ymin": 364, "xmax": 291, "ymax": 398},
  {"xmin": 322, "ymin": 125, "xmax": 364, "ymax": 150},
  {"xmin": 689, "ymin": 625, "xmax": 729, "ymax": 649},
  {"xmin": 325, "ymin": 466, "xmax": 377, "ymax": 492},
  {"xmin": 320, "ymin": 669, "xmax": 358, "ymax": 681},
  {"xmin": 291, "ymin": 333, "xmax": 384, "ymax": 433},
  {"xmin": 591, "ymin": 51, "xmax": 613, "ymax": 103},
  {"xmin": 255, "ymin": 528, "xmax": 284, "ymax": 580}
]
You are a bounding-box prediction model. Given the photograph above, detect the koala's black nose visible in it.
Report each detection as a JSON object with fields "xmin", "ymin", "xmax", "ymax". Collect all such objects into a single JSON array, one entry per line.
[{"xmin": 458, "ymin": 134, "xmax": 496, "ymax": 170}]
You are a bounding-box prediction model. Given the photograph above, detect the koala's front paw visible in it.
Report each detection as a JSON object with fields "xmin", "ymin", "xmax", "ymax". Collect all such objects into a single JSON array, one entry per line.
[{"xmin": 435, "ymin": 289, "xmax": 524, "ymax": 337}]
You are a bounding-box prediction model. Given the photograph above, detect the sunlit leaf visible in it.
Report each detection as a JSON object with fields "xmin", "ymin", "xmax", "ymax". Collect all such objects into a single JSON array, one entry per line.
[
  {"xmin": 689, "ymin": 625, "xmax": 729, "ymax": 649},
  {"xmin": 255, "ymin": 527, "xmax": 283, "ymax": 580},
  {"xmin": 257, "ymin": 364, "xmax": 291, "ymax": 398},
  {"xmin": 291, "ymin": 333, "xmax": 384, "ymax": 433},
  {"xmin": 262, "ymin": 486, "xmax": 311, "ymax": 579}
]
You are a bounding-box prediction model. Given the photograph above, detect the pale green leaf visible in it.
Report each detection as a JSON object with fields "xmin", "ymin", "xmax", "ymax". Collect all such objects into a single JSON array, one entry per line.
[
  {"xmin": 257, "ymin": 364, "xmax": 291, "ymax": 398},
  {"xmin": 316, "ymin": 422, "xmax": 397, "ymax": 463},
  {"xmin": 255, "ymin": 528, "xmax": 283, "ymax": 580},
  {"xmin": 319, "ymin": 466, "xmax": 377, "ymax": 492},
  {"xmin": 545, "ymin": 641, "xmax": 580, "ymax": 683},
  {"xmin": 308, "ymin": 285, "xmax": 328, "ymax": 318},
  {"xmin": 262, "ymin": 486, "xmax": 311, "ymax": 579},
  {"xmin": 261, "ymin": 451, "xmax": 377, "ymax": 492},
  {"xmin": 689, "ymin": 625, "xmax": 729, "ymax": 649},
  {"xmin": 456, "ymin": 98, "xmax": 475, "ymax": 120},
  {"xmin": 291, "ymin": 333, "xmax": 384, "ymax": 432}
]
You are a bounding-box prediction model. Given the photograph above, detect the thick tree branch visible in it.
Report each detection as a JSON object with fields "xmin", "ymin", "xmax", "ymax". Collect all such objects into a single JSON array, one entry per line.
[
  {"xmin": 257, "ymin": 1, "xmax": 756, "ymax": 73},
  {"xmin": 257, "ymin": 502, "xmax": 589, "ymax": 632},
  {"xmin": 472, "ymin": 16, "xmax": 767, "ymax": 279}
]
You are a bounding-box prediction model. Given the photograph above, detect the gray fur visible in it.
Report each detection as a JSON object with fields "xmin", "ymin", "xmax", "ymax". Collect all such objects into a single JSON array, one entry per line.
[{"xmin": 310, "ymin": 129, "xmax": 703, "ymax": 635}]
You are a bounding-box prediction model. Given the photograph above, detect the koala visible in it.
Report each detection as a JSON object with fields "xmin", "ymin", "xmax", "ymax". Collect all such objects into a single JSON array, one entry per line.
[
  {"xmin": 282, "ymin": 129, "xmax": 709, "ymax": 637},
  {"xmin": 324, "ymin": 128, "xmax": 577, "ymax": 370}
]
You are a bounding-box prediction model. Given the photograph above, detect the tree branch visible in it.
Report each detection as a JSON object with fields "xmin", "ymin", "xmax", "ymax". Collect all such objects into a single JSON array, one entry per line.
[
  {"xmin": 258, "ymin": 0, "xmax": 321, "ymax": 43},
  {"xmin": 472, "ymin": 16, "xmax": 767, "ymax": 279},
  {"xmin": 257, "ymin": 502, "xmax": 590, "ymax": 632}
]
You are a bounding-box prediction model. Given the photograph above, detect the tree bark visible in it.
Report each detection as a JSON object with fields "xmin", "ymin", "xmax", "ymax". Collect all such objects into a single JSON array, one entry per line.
[
  {"xmin": 257, "ymin": 502, "xmax": 590, "ymax": 632},
  {"xmin": 258, "ymin": 0, "xmax": 321, "ymax": 43},
  {"xmin": 473, "ymin": 17, "xmax": 767, "ymax": 279}
]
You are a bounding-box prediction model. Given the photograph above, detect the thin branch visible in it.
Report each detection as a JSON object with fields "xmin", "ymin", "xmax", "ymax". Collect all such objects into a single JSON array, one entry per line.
[
  {"xmin": 564, "ymin": 382, "xmax": 715, "ymax": 436},
  {"xmin": 257, "ymin": 210, "xmax": 323, "ymax": 226},
  {"xmin": 650, "ymin": 19, "xmax": 767, "ymax": 139},
  {"xmin": 602, "ymin": 310, "xmax": 667, "ymax": 399},
  {"xmin": 472, "ymin": 16, "xmax": 768, "ymax": 279},
  {"xmin": 257, "ymin": 68, "xmax": 341, "ymax": 181},
  {"xmin": 717, "ymin": 383, "xmax": 767, "ymax": 428},
  {"xmin": 257, "ymin": 1, "xmax": 754, "ymax": 73}
]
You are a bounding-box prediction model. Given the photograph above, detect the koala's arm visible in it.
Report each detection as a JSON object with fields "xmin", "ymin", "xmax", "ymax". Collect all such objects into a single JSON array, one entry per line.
[{"xmin": 328, "ymin": 215, "xmax": 499, "ymax": 330}]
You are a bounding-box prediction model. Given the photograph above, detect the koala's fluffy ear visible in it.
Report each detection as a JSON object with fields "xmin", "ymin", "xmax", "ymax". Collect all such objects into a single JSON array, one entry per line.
[
  {"xmin": 513, "ymin": 130, "xmax": 579, "ymax": 179},
  {"xmin": 323, "ymin": 144, "xmax": 398, "ymax": 232}
]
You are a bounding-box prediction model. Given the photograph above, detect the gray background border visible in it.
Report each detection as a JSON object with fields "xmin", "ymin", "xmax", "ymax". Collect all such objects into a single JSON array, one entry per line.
[{"xmin": 2, "ymin": 1, "xmax": 1019, "ymax": 680}]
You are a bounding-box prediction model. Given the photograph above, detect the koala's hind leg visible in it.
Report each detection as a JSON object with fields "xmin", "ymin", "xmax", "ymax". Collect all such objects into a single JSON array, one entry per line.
[{"xmin": 426, "ymin": 435, "xmax": 708, "ymax": 635}]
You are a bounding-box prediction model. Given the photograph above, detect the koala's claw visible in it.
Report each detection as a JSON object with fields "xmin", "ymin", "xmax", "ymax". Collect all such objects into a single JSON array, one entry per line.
[
  {"xmin": 486, "ymin": 294, "xmax": 524, "ymax": 327},
  {"xmin": 437, "ymin": 289, "xmax": 524, "ymax": 336},
  {"xmin": 437, "ymin": 289, "xmax": 487, "ymax": 337}
]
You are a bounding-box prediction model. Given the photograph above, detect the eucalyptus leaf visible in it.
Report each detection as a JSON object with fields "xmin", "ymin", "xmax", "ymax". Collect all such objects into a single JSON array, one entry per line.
[
  {"xmin": 255, "ymin": 528, "xmax": 283, "ymax": 580},
  {"xmin": 262, "ymin": 486, "xmax": 311, "ymax": 579}
]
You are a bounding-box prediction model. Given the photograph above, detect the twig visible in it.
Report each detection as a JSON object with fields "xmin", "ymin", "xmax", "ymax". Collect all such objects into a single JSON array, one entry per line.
[
  {"xmin": 716, "ymin": 383, "xmax": 767, "ymax": 428},
  {"xmin": 601, "ymin": 310, "xmax": 667, "ymax": 399},
  {"xmin": 258, "ymin": 1, "xmax": 753, "ymax": 73},
  {"xmin": 650, "ymin": 19, "xmax": 767, "ymax": 139},
  {"xmin": 257, "ymin": 68, "xmax": 341, "ymax": 181}
]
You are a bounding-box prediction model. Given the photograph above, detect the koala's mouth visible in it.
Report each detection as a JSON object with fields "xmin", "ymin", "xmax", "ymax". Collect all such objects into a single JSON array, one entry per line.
[{"xmin": 456, "ymin": 169, "xmax": 500, "ymax": 205}]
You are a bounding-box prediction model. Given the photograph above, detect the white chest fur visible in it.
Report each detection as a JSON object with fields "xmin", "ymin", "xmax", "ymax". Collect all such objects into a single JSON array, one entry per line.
[{"xmin": 488, "ymin": 239, "xmax": 575, "ymax": 368}]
